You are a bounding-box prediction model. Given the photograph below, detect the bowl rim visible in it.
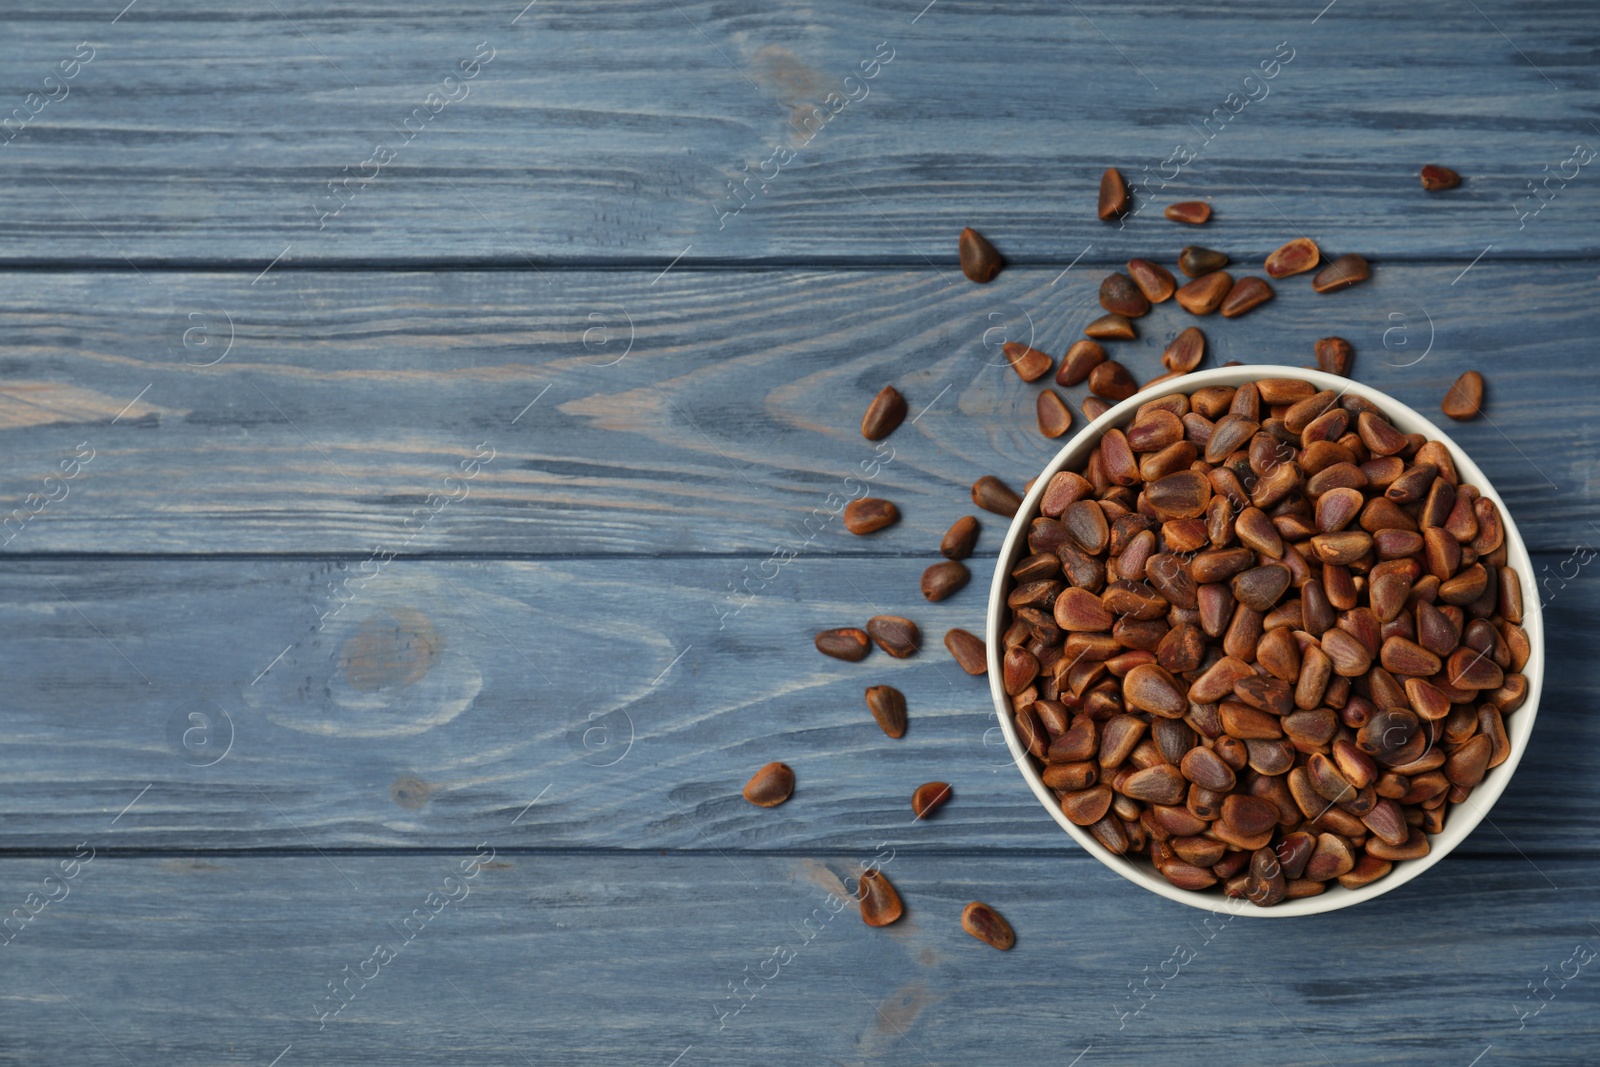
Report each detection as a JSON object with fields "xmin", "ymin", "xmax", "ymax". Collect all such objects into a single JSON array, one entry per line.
[{"xmin": 985, "ymin": 364, "xmax": 1544, "ymax": 917}]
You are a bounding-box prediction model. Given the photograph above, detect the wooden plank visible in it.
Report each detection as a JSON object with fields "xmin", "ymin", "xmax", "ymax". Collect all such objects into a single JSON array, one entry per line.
[
  {"xmin": 1, "ymin": 2, "xmax": 1597, "ymax": 264},
  {"xmin": 0, "ymin": 266, "xmax": 1593, "ymax": 555},
  {"xmin": 1, "ymin": 852, "xmax": 1594, "ymax": 1065},
  {"xmin": 0, "ymin": 556, "xmax": 1579, "ymax": 853}
]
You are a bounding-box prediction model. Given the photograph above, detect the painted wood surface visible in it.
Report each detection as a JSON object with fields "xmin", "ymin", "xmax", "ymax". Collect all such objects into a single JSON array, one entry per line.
[
  {"xmin": 4, "ymin": 1, "xmax": 1598, "ymax": 1062},
  {"xmin": 0, "ymin": 853, "xmax": 1595, "ymax": 1066},
  {"xmin": 0, "ymin": 265, "xmax": 1593, "ymax": 556},
  {"xmin": 0, "ymin": 3, "xmax": 1596, "ymax": 265},
  {"xmin": 0, "ymin": 556, "xmax": 1581, "ymax": 854}
]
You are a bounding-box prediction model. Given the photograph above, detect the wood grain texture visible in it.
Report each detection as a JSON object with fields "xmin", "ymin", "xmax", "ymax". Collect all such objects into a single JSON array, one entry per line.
[
  {"xmin": 0, "ymin": 556, "xmax": 1580, "ymax": 854},
  {"xmin": 0, "ymin": 2, "xmax": 1596, "ymax": 264},
  {"xmin": 0, "ymin": 266, "xmax": 1593, "ymax": 555},
  {"xmin": 0, "ymin": 852, "xmax": 1594, "ymax": 1065},
  {"xmin": 5, "ymin": 2, "xmax": 1598, "ymax": 1056}
]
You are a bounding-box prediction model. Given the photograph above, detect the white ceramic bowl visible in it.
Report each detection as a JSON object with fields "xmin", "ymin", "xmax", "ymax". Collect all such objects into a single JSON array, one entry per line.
[{"xmin": 986, "ymin": 365, "xmax": 1543, "ymax": 916}]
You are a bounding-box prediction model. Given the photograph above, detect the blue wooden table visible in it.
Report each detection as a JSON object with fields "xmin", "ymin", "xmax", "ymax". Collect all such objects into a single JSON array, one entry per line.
[{"xmin": 2, "ymin": 2, "xmax": 1597, "ymax": 1063}]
